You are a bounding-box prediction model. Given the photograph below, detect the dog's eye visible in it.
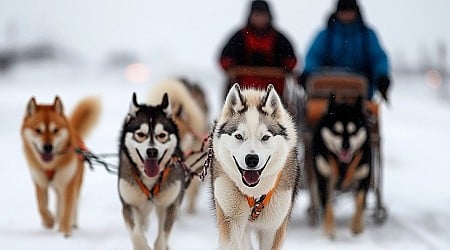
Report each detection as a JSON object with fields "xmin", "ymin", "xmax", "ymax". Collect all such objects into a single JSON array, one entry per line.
[
  {"xmin": 234, "ymin": 134, "xmax": 244, "ymax": 140},
  {"xmin": 35, "ymin": 128, "xmax": 42, "ymax": 134},
  {"xmin": 261, "ymin": 135, "xmax": 270, "ymax": 141},
  {"xmin": 134, "ymin": 132, "xmax": 147, "ymax": 142},
  {"xmin": 53, "ymin": 128, "xmax": 59, "ymax": 134},
  {"xmin": 156, "ymin": 132, "xmax": 169, "ymax": 143}
]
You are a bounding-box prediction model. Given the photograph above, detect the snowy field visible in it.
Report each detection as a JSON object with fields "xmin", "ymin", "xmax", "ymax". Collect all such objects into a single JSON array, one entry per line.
[{"xmin": 0, "ymin": 64, "xmax": 449, "ymax": 250}]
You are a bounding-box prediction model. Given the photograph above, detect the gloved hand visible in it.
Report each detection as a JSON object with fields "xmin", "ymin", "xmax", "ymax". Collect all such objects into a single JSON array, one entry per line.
[
  {"xmin": 377, "ymin": 75, "xmax": 391, "ymax": 102},
  {"xmin": 297, "ymin": 72, "xmax": 309, "ymax": 90}
]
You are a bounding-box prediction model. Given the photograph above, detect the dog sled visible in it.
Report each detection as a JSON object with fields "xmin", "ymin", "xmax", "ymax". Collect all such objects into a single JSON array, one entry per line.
[{"xmin": 302, "ymin": 70, "xmax": 388, "ymax": 224}]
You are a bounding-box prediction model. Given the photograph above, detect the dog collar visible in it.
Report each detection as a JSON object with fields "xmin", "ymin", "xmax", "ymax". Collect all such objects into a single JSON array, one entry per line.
[
  {"xmin": 133, "ymin": 166, "xmax": 171, "ymax": 200},
  {"xmin": 246, "ymin": 173, "xmax": 281, "ymax": 221}
]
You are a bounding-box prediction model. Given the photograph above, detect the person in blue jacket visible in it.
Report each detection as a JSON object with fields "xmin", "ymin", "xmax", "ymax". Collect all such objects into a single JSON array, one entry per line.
[{"xmin": 299, "ymin": 0, "xmax": 391, "ymax": 100}]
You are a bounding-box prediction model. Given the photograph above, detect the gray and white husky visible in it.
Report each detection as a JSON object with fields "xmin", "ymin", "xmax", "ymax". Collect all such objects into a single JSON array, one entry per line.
[
  {"xmin": 211, "ymin": 84, "xmax": 299, "ymax": 250},
  {"xmin": 118, "ymin": 93, "xmax": 186, "ymax": 250}
]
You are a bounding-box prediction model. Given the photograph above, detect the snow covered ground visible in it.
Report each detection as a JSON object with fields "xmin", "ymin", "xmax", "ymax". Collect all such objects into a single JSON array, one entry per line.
[{"xmin": 1, "ymin": 64, "xmax": 449, "ymax": 250}]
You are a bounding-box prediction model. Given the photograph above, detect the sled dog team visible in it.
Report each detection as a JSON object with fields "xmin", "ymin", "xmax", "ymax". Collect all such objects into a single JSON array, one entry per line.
[{"xmin": 21, "ymin": 79, "xmax": 372, "ymax": 249}]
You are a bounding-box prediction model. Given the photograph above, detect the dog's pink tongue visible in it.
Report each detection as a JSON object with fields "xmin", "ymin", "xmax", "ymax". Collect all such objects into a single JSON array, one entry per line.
[
  {"xmin": 144, "ymin": 159, "xmax": 159, "ymax": 177},
  {"xmin": 339, "ymin": 150, "xmax": 352, "ymax": 164},
  {"xmin": 243, "ymin": 170, "xmax": 260, "ymax": 186}
]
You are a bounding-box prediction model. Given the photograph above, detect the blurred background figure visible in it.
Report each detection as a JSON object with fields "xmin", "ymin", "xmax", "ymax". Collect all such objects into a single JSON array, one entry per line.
[
  {"xmin": 298, "ymin": 0, "xmax": 391, "ymax": 101},
  {"xmin": 218, "ymin": 0, "xmax": 297, "ymax": 96}
]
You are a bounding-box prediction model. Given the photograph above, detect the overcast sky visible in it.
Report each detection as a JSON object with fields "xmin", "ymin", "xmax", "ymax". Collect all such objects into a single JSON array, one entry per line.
[{"xmin": 0, "ymin": 0, "xmax": 449, "ymax": 69}]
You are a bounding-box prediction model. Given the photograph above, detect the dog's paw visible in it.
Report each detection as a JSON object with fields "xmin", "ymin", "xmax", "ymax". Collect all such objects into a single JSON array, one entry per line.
[
  {"xmin": 42, "ymin": 213, "xmax": 55, "ymax": 229},
  {"xmin": 324, "ymin": 224, "xmax": 336, "ymax": 239},
  {"xmin": 59, "ymin": 225, "xmax": 72, "ymax": 238},
  {"xmin": 350, "ymin": 218, "xmax": 364, "ymax": 235}
]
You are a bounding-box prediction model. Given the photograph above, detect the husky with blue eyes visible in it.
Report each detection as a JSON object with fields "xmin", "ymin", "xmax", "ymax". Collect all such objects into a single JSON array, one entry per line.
[
  {"xmin": 118, "ymin": 93, "xmax": 186, "ymax": 250},
  {"xmin": 211, "ymin": 84, "xmax": 299, "ymax": 250},
  {"xmin": 311, "ymin": 94, "xmax": 372, "ymax": 238}
]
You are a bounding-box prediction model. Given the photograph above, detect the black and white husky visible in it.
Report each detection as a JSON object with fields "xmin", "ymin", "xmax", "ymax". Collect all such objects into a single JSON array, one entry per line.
[
  {"xmin": 311, "ymin": 94, "xmax": 371, "ymax": 238},
  {"xmin": 211, "ymin": 84, "xmax": 299, "ymax": 250},
  {"xmin": 118, "ymin": 93, "xmax": 186, "ymax": 250}
]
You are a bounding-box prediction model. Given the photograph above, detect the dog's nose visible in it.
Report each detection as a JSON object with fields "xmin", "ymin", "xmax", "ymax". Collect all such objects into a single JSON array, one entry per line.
[
  {"xmin": 342, "ymin": 138, "xmax": 350, "ymax": 150},
  {"xmin": 146, "ymin": 148, "xmax": 158, "ymax": 158},
  {"xmin": 43, "ymin": 143, "xmax": 53, "ymax": 153},
  {"xmin": 245, "ymin": 154, "xmax": 259, "ymax": 168}
]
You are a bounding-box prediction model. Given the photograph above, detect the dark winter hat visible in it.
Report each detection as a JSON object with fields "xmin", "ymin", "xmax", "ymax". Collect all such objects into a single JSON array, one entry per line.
[
  {"xmin": 250, "ymin": 0, "xmax": 272, "ymax": 16},
  {"xmin": 336, "ymin": 0, "xmax": 359, "ymax": 11}
]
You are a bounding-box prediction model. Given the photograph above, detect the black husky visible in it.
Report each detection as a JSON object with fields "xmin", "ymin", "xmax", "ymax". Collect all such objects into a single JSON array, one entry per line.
[{"xmin": 311, "ymin": 94, "xmax": 372, "ymax": 238}]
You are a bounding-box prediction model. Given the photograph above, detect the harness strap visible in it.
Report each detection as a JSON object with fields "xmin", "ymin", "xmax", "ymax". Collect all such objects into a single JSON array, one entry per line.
[
  {"xmin": 73, "ymin": 142, "xmax": 88, "ymax": 161},
  {"xmin": 43, "ymin": 142, "xmax": 88, "ymax": 181},
  {"xmin": 328, "ymin": 156, "xmax": 340, "ymax": 177},
  {"xmin": 327, "ymin": 150, "xmax": 364, "ymax": 188},
  {"xmin": 151, "ymin": 167, "xmax": 171, "ymax": 196},
  {"xmin": 133, "ymin": 166, "xmax": 171, "ymax": 200},
  {"xmin": 173, "ymin": 116, "xmax": 209, "ymax": 146},
  {"xmin": 44, "ymin": 169, "xmax": 56, "ymax": 180},
  {"xmin": 342, "ymin": 151, "xmax": 364, "ymax": 188},
  {"xmin": 246, "ymin": 173, "xmax": 281, "ymax": 222}
]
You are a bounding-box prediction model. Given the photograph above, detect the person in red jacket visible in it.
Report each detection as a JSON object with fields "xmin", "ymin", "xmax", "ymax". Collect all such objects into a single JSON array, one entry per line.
[{"xmin": 219, "ymin": 0, "xmax": 297, "ymax": 96}]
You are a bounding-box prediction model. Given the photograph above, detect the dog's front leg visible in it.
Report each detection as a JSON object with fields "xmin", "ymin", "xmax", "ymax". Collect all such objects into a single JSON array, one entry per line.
[
  {"xmin": 125, "ymin": 205, "xmax": 152, "ymax": 250},
  {"xmin": 34, "ymin": 183, "xmax": 54, "ymax": 228},
  {"xmin": 350, "ymin": 190, "xmax": 366, "ymax": 235},
  {"xmin": 216, "ymin": 203, "xmax": 249, "ymax": 250},
  {"xmin": 323, "ymin": 176, "xmax": 337, "ymax": 239},
  {"xmin": 59, "ymin": 181, "xmax": 77, "ymax": 237},
  {"xmin": 155, "ymin": 203, "xmax": 177, "ymax": 250},
  {"xmin": 258, "ymin": 216, "xmax": 288, "ymax": 250}
]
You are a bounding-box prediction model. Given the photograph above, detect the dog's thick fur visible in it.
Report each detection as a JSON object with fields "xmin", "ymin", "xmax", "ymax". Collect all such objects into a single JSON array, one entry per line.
[
  {"xmin": 118, "ymin": 93, "xmax": 187, "ymax": 250},
  {"xmin": 148, "ymin": 78, "xmax": 210, "ymax": 214},
  {"xmin": 21, "ymin": 96, "xmax": 100, "ymax": 236},
  {"xmin": 310, "ymin": 95, "xmax": 371, "ymax": 238},
  {"xmin": 211, "ymin": 84, "xmax": 299, "ymax": 250}
]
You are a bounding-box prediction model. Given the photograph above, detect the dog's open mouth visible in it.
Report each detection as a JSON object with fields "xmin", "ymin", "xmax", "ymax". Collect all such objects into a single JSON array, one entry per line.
[
  {"xmin": 33, "ymin": 143, "xmax": 54, "ymax": 162},
  {"xmin": 233, "ymin": 156, "xmax": 270, "ymax": 187},
  {"xmin": 144, "ymin": 158, "xmax": 159, "ymax": 177},
  {"xmin": 40, "ymin": 153, "xmax": 54, "ymax": 162},
  {"xmin": 339, "ymin": 150, "xmax": 352, "ymax": 164}
]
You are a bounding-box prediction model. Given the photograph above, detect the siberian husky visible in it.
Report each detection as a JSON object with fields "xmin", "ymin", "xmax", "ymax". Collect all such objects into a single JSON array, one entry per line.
[
  {"xmin": 211, "ymin": 84, "xmax": 299, "ymax": 250},
  {"xmin": 310, "ymin": 94, "xmax": 372, "ymax": 238},
  {"xmin": 148, "ymin": 78, "xmax": 210, "ymax": 214},
  {"xmin": 21, "ymin": 96, "xmax": 100, "ymax": 236},
  {"xmin": 118, "ymin": 93, "xmax": 187, "ymax": 250}
]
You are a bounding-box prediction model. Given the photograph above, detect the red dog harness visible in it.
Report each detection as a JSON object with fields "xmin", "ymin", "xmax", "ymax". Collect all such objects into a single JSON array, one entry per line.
[
  {"xmin": 246, "ymin": 173, "xmax": 281, "ymax": 221},
  {"xmin": 133, "ymin": 166, "xmax": 171, "ymax": 200}
]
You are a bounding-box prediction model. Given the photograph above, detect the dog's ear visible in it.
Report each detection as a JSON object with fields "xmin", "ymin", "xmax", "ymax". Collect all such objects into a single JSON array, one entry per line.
[
  {"xmin": 327, "ymin": 93, "xmax": 336, "ymax": 114},
  {"xmin": 53, "ymin": 96, "xmax": 64, "ymax": 115},
  {"xmin": 223, "ymin": 83, "xmax": 246, "ymax": 116},
  {"xmin": 127, "ymin": 92, "xmax": 139, "ymax": 121},
  {"xmin": 160, "ymin": 93, "xmax": 172, "ymax": 117},
  {"xmin": 26, "ymin": 97, "xmax": 37, "ymax": 117},
  {"xmin": 262, "ymin": 84, "xmax": 283, "ymax": 117}
]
